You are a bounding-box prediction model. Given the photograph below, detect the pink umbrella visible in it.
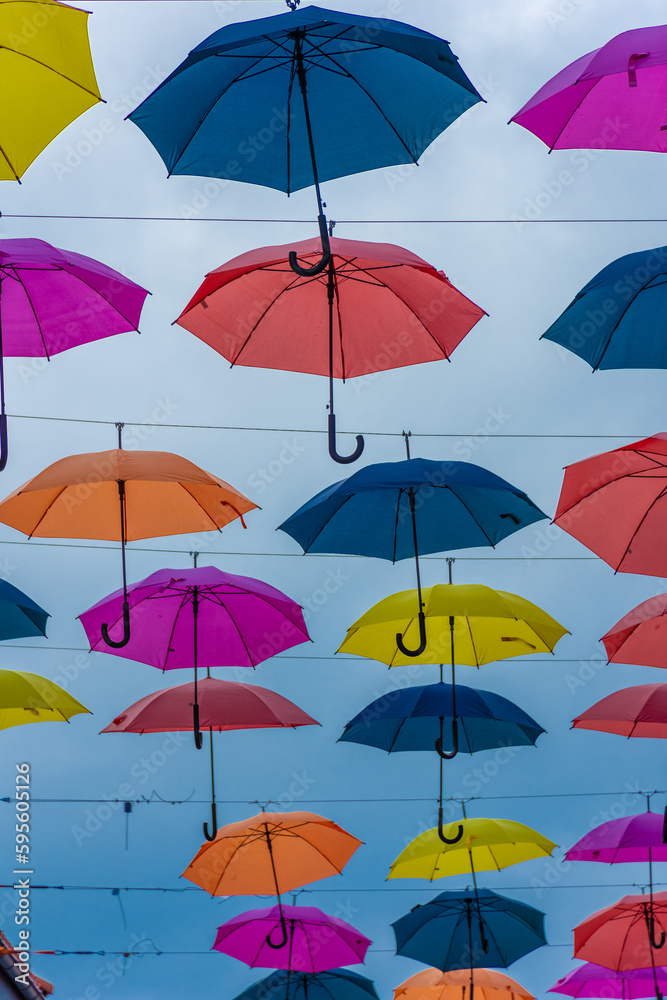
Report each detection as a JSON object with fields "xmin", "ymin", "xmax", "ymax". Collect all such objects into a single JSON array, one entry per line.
[
  {"xmin": 212, "ymin": 904, "xmax": 371, "ymax": 971},
  {"xmin": 0, "ymin": 238, "xmax": 149, "ymax": 470},
  {"xmin": 550, "ymin": 962, "xmax": 667, "ymax": 999},
  {"xmin": 101, "ymin": 676, "xmax": 319, "ymax": 840},
  {"xmin": 572, "ymin": 684, "xmax": 667, "ymax": 739},
  {"xmin": 510, "ymin": 25, "xmax": 667, "ymax": 153}
]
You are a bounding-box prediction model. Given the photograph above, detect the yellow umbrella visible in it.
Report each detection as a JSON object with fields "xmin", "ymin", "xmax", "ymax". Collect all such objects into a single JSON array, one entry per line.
[
  {"xmin": 0, "ymin": 668, "xmax": 90, "ymax": 729},
  {"xmin": 388, "ymin": 816, "xmax": 556, "ymax": 881},
  {"xmin": 337, "ymin": 582, "xmax": 568, "ymax": 668},
  {"xmin": 393, "ymin": 968, "xmax": 534, "ymax": 1000},
  {"xmin": 0, "ymin": 0, "xmax": 102, "ymax": 180}
]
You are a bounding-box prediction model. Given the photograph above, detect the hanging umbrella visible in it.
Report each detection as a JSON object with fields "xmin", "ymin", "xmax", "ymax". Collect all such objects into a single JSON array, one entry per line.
[
  {"xmin": 574, "ymin": 892, "xmax": 667, "ymax": 971},
  {"xmin": 101, "ymin": 681, "xmax": 319, "ymax": 840},
  {"xmin": 550, "ymin": 962, "xmax": 667, "ymax": 999},
  {"xmin": 572, "ymin": 683, "xmax": 667, "ymax": 738},
  {"xmin": 395, "ymin": 967, "xmax": 534, "ymax": 1000},
  {"xmin": 232, "ymin": 969, "xmax": 380, "ymax": 1000},
  {"xmin": 509, "ymin": 25, "xmax": 667, "ymax": 153},
  {"xmin": 279, "ymin": 451, "xmax": 545, "ymax": 656},
  {"xmin": 175, "ymin": 237, "xmax": 486, "ymax": 464},
  {"xmin": 0, "ymin": 669, "xmax": 89, "ymax": 729},
  {"xmin": 212, "ymin": 903, "xmax": 371, "ymax": 971},
  {"xmin": 553, "ymin": 434, "xmax": 667, "ymax": 577},
  {"xmin": 0, "ymin": 580, "xmax": 49, "ymax": 639},
  {"xmin": 0, "ymin": 238, "xmax": 149, "ymax": 470},
  {"xmin": 601, "ymin": 595, "xmax": 667, "ymax": 669},
  {"xmin": 392, "ymin": 889, "xmax": 547, "ymax": 985},
  {"xmin": 339, "ymin": 681, "xmax": 544, "ymax": 846},
  {"xmin": 0, "ymin": 0, "xmax": 101, "ymax": 180},
  {"xmin": 0, "ymin": 427, "xmax": 257, "ymax": 651},
  {"xmin": 540, "ymin": 246, "xmax": 667, "ymax": 371}
]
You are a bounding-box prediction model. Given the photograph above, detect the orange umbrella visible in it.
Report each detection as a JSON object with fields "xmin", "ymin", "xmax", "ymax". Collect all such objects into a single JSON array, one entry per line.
[
  {"xmin": 0, "ymin": 425, "xmax": 256, "ymax": 648},
  {"xmin": 394, "ymin": 968, "xmax": 534, "ymax": 1000}
]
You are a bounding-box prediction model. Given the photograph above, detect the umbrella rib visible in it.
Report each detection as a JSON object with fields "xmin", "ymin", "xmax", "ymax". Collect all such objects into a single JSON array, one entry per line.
[
  {"xmin": 43, "ymin": 264, "xmax": 145, "ymax": 334},
  {"xmin": 332, "ymin": 265, "xmax": 347, "ymax": 382},
  {"xmin": 162, "ymin": 591, "xmax": 192, "ymax": 671},
  {"xmin": 444, "ymin": 489, "xmax": 497, "ymax": 548},
  {"xmin": 465, "ymin": 617, "xmax": 482, "ymax": 667},
  {"xmin": 616, "ymin": 485, "xmax": 667, "ymax": 573},
  {"xmin": 5, "ymin": 269, "xmax": 51, "ymax": 359},
  {"xmin": 230, "ymin": 274, "xmax": 305, "ymax": 365},
  {"xmin": 556, "ymin": 454, "xmax": 661, "ymax": 518},
  {"xmin": 2, "ymin": 48, "xmax": 101, "ymax": 102},
  {"xmin": 177, "ymin": 482, "xmax": 226, "ymax": 531},
  {"xmin": 592, "ymin": 271, "xmax": 667, "ymax": 370},
  {"xmin": 0, "ymin": 141, "xmax": 20, "ymax": 182},
  {"xmin": 546, "ymin": 76, "xmax": 603, "ymax": 152},
  {"xmin": 298, "ymin": 495, "xmax": 354, "ymax": 553},
  {"xmin": 24, "ymin": 485, "xmax": 70, "ymax": 538}
]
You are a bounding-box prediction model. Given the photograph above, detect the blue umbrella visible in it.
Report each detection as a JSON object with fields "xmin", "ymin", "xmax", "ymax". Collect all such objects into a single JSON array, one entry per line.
[
  {"xmin": 392, "ymin": 889, "xmax": 547, "ymax": 990},
  {"xmin": 278, "ymin": 453, "xmax": 546, "ymax": 654},
  {"xmin": 541, "ymin": 245, "xmax": 667, "ymax": 370},
  {"xmin": 231, "ymin": 968, "xmax": 379, "ymax": 1000},
  {"xmin": 338, "ymin": 680, "xmax": 544, "ymax": 846},
  {"xmin": 0, "ymin": 580, "xmax": 49, "ymax": 640}
]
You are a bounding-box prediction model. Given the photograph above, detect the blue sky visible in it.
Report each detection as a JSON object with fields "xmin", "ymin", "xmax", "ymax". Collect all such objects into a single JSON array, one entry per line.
[{"xmin": 2, "ymin": 1, "xmax": 667, "ymax": 997}]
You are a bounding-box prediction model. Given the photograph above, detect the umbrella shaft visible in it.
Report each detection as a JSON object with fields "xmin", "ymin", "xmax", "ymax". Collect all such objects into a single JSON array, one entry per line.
[{"xmin": 294, "ymin": 31, "xmax": 324, "ymax": 216}]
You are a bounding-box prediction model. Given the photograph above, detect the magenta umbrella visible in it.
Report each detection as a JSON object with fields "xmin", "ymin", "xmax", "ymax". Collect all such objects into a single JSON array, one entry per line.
[
  {"xmin": 79, "ymin": 564, "xmax": 310, "ymax": 749},
  {"xmin": 212, "ymin": 904, "xmax": 371, "ymax": 972},
  {"xmin": 550, "ymin": 963, "xmax": 667, "ymax": 999},
  {"xmin": 0, "ymin": 238, "xmax": 149, "ymax": 470},
  {"xmin": 510, "ymin": 25, "xmax": 667, "ymax": 153}
]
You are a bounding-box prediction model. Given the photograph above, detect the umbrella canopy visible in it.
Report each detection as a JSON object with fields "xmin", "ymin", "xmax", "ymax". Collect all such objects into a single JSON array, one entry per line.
[
  {"xmin": 337, "ymin": 583, "xmax": 568, "ymax": 667},
  {"xmin": 553, "ymin": 434, "xmax": 667, "ymax": 577},
  {"xmin": 572, "ymin": 684, "xmax": 667, "ymax": 738},
  {"xmin": 181, "ymin": 809, "xmax": 361, "ymax": 896},
  {"xmin": 212, "ymin": 903, "xmax": 371, "ymax": 971},
  {"xmin": 395, "ymin": 968, "xmax": 533, "ymax": 1000},
  {"xmin": 338, "ymin": 682, "xmax": 544, "ymax": 753},
  {"xmin": 232, "ymin": 969, "xmax": 380, "ymax": 1000},
  {"xmin": 565, "ymin": 813, "xmax": 667, "ymax": 865},
  {"xmin": 0, "ymin": 669, "xmax": 89, "ymax": 729},
  {"xmin": 541, "ymin": 246, "xmax": 667, "ymax": 370},
  {"xmin": 392, "ymin": 889, "xmax": 547, "ymax": 970},
  {"xmin": 0, "ymin": 0, "xmax": 101, "ymax": 180},
  {"xmin": 79, "ymin": 566, "xmax": 309, "ymax": 669},
  {"xmin": 550, "ymin": 962, "xmax": 667, "ymax": 999},
  {"xmin": 128, "ymin": 5, "xmax": 481, "ymax": 193},
  {"xmin": 388, "ymin": 817, "xmax": 556, "ymax": 880},
  {"xmin": 0, "ymin": 580, "xmax": 49, "ymax": 639},
  {"xmin": 574, "ymin": 892, "xmax": 667, "ymax": 970},
  {"xmin": 601, "ymin": 595, "xmax": 667, "ymax": 668},
  {"xmin": 510, "ymin": 25, "xmax": 667, "ymax": 153}
]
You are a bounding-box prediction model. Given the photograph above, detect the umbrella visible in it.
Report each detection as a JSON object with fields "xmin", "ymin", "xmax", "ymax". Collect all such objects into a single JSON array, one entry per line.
[
  {"xmin": 279, "ymin": 450, "xmax": 545, "ymax": 656},
  {"xmin": 394, "ymin": 967, "xmax": 533, "ymax": 1000},
  {"xmin": 175, "ymin": 237, "xmax": 486, "ymax": 464},
  {"xmin": 0, "ymin": 669, "xmax": 89, "ymax": 729},
  {"xmin": 601, "ymin": 595, "xmax": 667, "ymax": 669},
  {"xmin": 339, "ymin": 681, "xmax": 544, "ymax": 846},
  {"xmin": 101, "ymin": 681, "xmax": 319, "ymax": 840},
  {"xmin": 509, "ymin": 25, "xmax": 667, "ymax": 153},
  {"xmin": 540, "ymin": 246, "xmax": 667, "ymax": 371},
  {"xmin": 572, "ymin": 683, "xmax": 667, "ymax": 739},
  {"xmin": 212, "ymin": 903, "xmax": 371, "ymax": 971},
  {"xmin": 0, "ymin": 238, "xmax": 149, "ymax": 470},
  {"xmin": 79, "ymin": 561, "xmax": 309, "ymax": 751},
  {"xmin": 392, "ymin": 889, "xmax": 547, "ymax": 995},
  {"xmin": 553, "ymin": 434, "xmax": 667, "ymax": 577},
  {"xmin": 0, "ymin": 580, "xmax": 49, "ymax": 639},
  {"xmin": 574, "ymin": 892, "xmax": 667, "ymax": 975},
  {"xmin": 0, "ymin": 0, "xmax": 101, "ymax": 180},
  {"xmin": 231, "ymin": 969, "xmax": 380, "ymax": 1000},
  {"xmin": 550, "ymin": 962, "xmax": 667, "ymax": 999},
  {"xmin": 0, "ymin": 428, "xmax": 257, "ymax": 651},
  {"xmin": 128, "ymin": 4, "xmax": 481, "ymax": 292}
]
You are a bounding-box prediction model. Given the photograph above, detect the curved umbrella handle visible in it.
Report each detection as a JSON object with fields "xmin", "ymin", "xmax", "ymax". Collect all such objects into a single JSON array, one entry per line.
[
  {"xmin": 203, "ymin": 801, "xmax": 218, "ymax": 842},
  {"xmin": 435, "ymin": 717, "xmax": 459, "ymax": 761},
  {"xmin": 288, "ymin": 214, "xmax": 331, "ymax": 277},
  {"xmin": 650, "ymin": 913, "xmax": 666, "ymax": 950},
  {"xmin": 437, "ymin": 805, "xmax": 464, "ymax": 845},
  {"xmin": 193, "ymin": 702, "xmax": 203, "ymax": 751},
  {"xmin": 0, "ymin": 412, "xmax": 7, "ymax": 472},
  {"xmin": 101, "ymin": 600, "xmax": 131, "ymax": 649},
  {"xmin": 328, "ymin": 414, "xmax": 364, "ymax": 465},
  {"xmin": 396, "ymin": 610, "xmax": 427, "ymax": 658},
  {"xmin": 266, "ymin": 914, "xmax": 289, "ymax": 950}
]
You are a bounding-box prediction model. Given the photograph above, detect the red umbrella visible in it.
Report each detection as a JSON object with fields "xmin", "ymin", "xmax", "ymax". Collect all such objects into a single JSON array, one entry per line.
[
  {"xmin": 175, "ymin": 237, "xmax": 486, "ymax": 465},
  {"xmin": 102, "ymin": 677, "xmax": 319, "ymax": 839},
  {"xmin": 574, "ymin": 892, "xmax": 667, "ymax": 971},
  {"xmin": 602, "ymin": 595, "xmax": 667, "ymax": 668},
  {"xmin": 554, "ymin": 435, "xmax": 667, "ymax": 577},
  {"xmin": 572, "ymin": 684, "xmax": 667, "ymax": 738}
]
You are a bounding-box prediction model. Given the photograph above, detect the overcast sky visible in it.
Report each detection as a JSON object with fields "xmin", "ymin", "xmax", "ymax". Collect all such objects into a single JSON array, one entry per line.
[{"xmin": 2, "ymin": 1, "xmax": 667, "ymax": 997}]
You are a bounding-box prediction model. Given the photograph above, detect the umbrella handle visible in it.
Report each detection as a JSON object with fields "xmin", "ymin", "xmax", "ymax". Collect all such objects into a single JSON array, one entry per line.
[
  {"xmin": 0, "ymin": 412, "xmax": 7, "ymax": 472},
  {"xmin": 435, "ymin": 717, "xmax": 459, "ymax": 760},
  {"xmin": 396, "ymin": 610, "xmax": 427, "ymax": 657},
  {"xmin": 266, "ymin": 915, "xmax": 289, "ymax": 950},
  {"xmin": 328, "ymin": 413, "xmax": 364, "ymax": 465},
  {"xmin": 193, "ymin": 702, "xmax": 203, "ymax": 750},
  {"xmin": 288, "ymin": 214, "xmax": 331, "ymax": 276},
  {"xmin": 203, "ymin": 801, "xmax": 218, "ymax": 842},
  {"xmin": 650, "ymin": 913, "xmax": 666, "ymax": 950},
  {"xmin": 101, "ymin": 600, "xmax": 131, "ymax": 649},
  {"xmin": 437, "ymin": 805, "xmax": 464, "ymax": 844}
]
